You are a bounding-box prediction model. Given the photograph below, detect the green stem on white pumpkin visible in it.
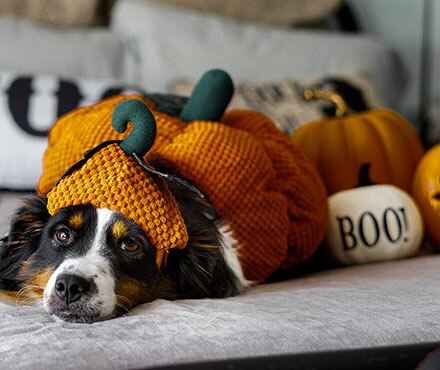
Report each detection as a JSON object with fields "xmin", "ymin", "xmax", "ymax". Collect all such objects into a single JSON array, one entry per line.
[
  {"xmin": 357, "ymin": 163, "xmax": 376, "ymax": 187},
  {"xmin": 302, "ymin": 89, "xmax": 350, "ymax": 118}
]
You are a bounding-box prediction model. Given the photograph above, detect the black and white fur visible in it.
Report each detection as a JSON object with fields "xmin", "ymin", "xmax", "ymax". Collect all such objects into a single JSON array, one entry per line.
[{"xmin": 0, "ymin": 161, "xmax": 250, "ymax": 323}]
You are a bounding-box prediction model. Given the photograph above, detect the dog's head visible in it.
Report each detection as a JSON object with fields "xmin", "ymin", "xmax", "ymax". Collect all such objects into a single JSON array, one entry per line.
[{"xmin": 0, "ymin": 177, "xmax": 247, "ymax": 323}]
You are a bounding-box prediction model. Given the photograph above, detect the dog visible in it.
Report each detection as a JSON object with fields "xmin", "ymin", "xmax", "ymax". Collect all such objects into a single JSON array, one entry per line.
[
  {"xmin": 0, "ymin": 160, "xmax": 250, "ymax": 323},
  {"xmin": 0, "ymin": 70, "xmax": 328, "ymax": 323}
]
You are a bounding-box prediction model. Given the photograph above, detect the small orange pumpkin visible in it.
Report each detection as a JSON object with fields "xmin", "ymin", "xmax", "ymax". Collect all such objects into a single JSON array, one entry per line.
[
  {"xmin": 412, "ymin": 144, "xmax": 440, "ymax": 249},
  {"xmin": 290, "ymin": 90, "xmax": 424, "ymax": 195}
]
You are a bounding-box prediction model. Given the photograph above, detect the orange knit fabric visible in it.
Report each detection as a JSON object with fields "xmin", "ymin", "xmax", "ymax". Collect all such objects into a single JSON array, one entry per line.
[
  {"xmin": 38, "ymin": 94, "xmax": 328, "ymax": 282},
  {"xmin": 46, "ymin": 143, "xmax": 188, "ymax": 262}
]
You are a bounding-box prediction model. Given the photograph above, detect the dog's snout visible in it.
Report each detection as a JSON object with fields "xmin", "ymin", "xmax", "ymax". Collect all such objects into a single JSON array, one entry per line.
[{"xmin": 55, "ymin": 274, "xmax": 91, "ymax": 304}]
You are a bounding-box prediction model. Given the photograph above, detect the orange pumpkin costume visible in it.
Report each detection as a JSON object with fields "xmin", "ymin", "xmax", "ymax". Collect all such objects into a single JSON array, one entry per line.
[{"xmin": 38, "ymin": 71, "xmax": 328, "ymax": 282}]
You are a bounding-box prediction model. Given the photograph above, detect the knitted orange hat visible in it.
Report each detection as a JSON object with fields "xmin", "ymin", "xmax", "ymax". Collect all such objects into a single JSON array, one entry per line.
[
  {"xmin": 39, "ymin": 70, "xmax": 328, "ymax": 282},
  {"xmin": 46, "ymin": 100, "xmax": 189, "ymax": 268}
]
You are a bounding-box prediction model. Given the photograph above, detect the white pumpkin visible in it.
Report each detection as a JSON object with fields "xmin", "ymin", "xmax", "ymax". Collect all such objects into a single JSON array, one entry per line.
[{"xmin": 325, "ymin": 182, "xmax": 424, "ymax": 266}]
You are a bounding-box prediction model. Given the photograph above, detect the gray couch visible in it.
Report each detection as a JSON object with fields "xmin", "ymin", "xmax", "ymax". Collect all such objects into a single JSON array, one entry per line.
[
  {"xmin": 0, "ymin": 1, "xmax": 436, "ymax": 369},
  {"xmin": 1, "ymin": 192, "xmax": 440, "ymax": 369}
]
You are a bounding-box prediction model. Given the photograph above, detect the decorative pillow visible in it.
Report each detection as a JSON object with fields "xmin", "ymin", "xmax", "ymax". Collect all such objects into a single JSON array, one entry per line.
[
  {"xmin": 148, "ymin": 0, "xmax": 341, "ymax": 26},
  {"xmin": 171, "ymin": 71, "xmax": 382, "ymax": 135},
  {"xmin": 0, "ymin": 71, "xmax": 148, "ymax": 190},
  {"xmin": 0, "ymin": 16, "xmax": 124, "ymax": 79},
  {"xmin": 111, "ymin": 0, "xmax": 401, "ymax": 109}
]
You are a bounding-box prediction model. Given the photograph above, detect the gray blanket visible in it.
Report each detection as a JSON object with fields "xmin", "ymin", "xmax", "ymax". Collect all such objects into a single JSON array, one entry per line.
[{"xmin": 1, "ymin": 192, "xmax": 440, "ymax": 369}]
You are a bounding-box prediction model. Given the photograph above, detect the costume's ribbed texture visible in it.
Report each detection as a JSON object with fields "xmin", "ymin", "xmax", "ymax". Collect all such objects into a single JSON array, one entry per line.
[
  {"xmin": 39, "ymin": 94, "xmax": 328, "ymax": 282},
  {"xmin": 46, "ymin": 143, "xmax": 188, "ymax": 254}
]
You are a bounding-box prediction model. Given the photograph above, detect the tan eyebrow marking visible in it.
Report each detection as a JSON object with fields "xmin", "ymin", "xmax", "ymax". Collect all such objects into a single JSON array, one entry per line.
[
  {"xmin": 68, "ymin": 213, "xmax": 84, "ymax": 229},
  {"xmin": 112, "ymin": 221, "xmax": 128, "ymax": 239}
]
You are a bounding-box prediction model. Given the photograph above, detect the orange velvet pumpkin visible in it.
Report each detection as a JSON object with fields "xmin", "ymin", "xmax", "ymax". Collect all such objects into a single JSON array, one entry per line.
[
  {"xmin": 290, "ymin": 96, "xmax": 424, "ymax": 195},
  {"xmin": 412, "ymin": 144, "xmax": 440, "ymax": 249},
  {"xmin": 37, "ymin": 70, "xmax": 328, "ymax": 282}
]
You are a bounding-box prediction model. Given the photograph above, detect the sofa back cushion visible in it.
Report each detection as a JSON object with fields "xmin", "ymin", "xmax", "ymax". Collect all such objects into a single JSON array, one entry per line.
[
  {"xmin": 0, "ymin": 16, "xmax": 124, "ymax": 79},
  {"xmin": 111, "ymin": 0, "xmax": 401, "ymax": 109}
]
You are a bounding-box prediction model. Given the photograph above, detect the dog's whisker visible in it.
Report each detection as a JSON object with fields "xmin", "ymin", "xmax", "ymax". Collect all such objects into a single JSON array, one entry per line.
[
  {"xmin": 115, "ymin": 302, "xmax": 130, "ymax": 314},
  {"xmin": 15, "ymin": 286, "xmax": 35, "ymax": 302},
  {"xmin": 12, "ymin": 283, "xmax": 45, "ymax": 305},
  {"xmin": 15, "ymin": 295, "xmax": 40, "ymax": 306},
  {"xmin": 114, "ymin": 294, "xmax": 131, "ymax": 302}
]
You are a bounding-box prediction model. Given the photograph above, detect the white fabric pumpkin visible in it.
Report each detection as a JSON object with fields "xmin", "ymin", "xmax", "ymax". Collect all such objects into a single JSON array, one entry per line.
[{"xmin": 325, "ymin": 184, "xmax": 424, "ymax": 265}]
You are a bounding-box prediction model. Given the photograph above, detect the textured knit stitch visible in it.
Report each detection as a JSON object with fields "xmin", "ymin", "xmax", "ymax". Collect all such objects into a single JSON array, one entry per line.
[
  {"xmin": 39, "ymin": 94, "xmax": 328, "ymax": 282},
  {"xmin": 46, "ymin": 143, "xmax": 188, "ymax": 255}
]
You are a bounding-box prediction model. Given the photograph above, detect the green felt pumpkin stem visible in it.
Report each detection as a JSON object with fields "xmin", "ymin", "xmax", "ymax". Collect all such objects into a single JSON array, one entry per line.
[
  {"xmin": 357, "ymin": 163, "xmax": 376, "ymax": 187},
  {"xmin": 112, "ymin": 99, "xmax": 157, "ymax": 157},
  {"xmin": 179, "ymin": 69, "xmax": 234, "ymax": 122}
]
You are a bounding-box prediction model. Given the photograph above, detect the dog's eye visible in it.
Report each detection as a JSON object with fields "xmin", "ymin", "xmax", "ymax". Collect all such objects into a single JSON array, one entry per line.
[
  {"xmin": 120, "ymin": 238, "xmax": 139, "ymax": 252},
  {"xmin": 54, "ymin": 227, "xmax": 72, "ymax": 245}
]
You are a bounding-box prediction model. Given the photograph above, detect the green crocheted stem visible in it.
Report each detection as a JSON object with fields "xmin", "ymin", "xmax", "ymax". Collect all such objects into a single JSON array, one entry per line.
[
  {"xmin": 179, "ymin": 69, "xmax": 234, "ymax": 122},
  {"xmin": 112, "ymin": 99, "xmax": 157, "ymax": 157}
]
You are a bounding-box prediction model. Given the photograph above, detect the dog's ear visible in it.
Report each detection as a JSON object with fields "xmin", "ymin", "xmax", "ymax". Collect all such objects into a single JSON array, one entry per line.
[
  {"xmin": 160, "ymin": 179, "xmax": 240, "ymax": 297},
  {"xmin": 147, "ymin": 156, "xmax": 242, "ymax": 298},
  {"xmin": 0, "ymin": 195, "xmax": 49, "ymax": 290}
]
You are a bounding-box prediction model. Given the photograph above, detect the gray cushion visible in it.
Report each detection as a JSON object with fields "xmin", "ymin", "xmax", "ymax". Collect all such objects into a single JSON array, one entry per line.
[
  {"xmin": 0, "ymin": 192, "xmax": 30, "ymax": 236},
  {"xmin": 0, "ymin": 16, "xmax": 124, "ymax": 79},
  {"xmin": 111, "ymin": 0, "xmax": 402, "ymax": 109}
]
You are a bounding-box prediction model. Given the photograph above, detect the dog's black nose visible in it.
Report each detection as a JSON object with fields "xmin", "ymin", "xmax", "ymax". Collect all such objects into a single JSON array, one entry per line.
[{"xmin": 55, "ymin": 274, "xmax": 91, "ymax": 304}]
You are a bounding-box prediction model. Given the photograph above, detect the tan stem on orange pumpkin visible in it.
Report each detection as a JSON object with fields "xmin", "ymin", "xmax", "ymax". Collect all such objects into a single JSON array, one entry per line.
[{"xmin": 303, "ymin": 89, "xmax": 350, "ymax": 118}]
